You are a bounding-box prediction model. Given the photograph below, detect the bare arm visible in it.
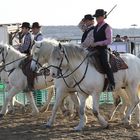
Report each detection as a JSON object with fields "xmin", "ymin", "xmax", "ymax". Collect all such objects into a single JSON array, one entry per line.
[{"xmin": 78, "ymin": 20, "xmax": 87, "ymax": 32}]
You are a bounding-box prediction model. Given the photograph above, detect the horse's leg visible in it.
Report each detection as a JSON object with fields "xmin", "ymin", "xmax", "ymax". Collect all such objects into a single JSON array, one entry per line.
[
  {"xmin": 59, "ymin": 95, "xmax": 70, "ymax": 116},
  {"xmin": 109, "ymin": 89, "xmax": 129, "ymax": 121},
  {"xmin": 8, "ymin": 96, "xmax": 25, "ymax": 114},
  {"xmin": 134, "ymin": 85, "xmax": 140, "ymax": 127},
  {"xmin": 0, "ymin": 87, "xmax": 20, "ymax": 117},
  {"xmin": 25, "ymin": 91, "xmax": 39, "ymax": 115},
  {"xmin": 55, "ymin": 92, "xmax": 76, "ymax": 117},
  {"xmin": 135, "ymin": 103, "xmax": 140, "ymax": 127},
  {"xmin": 123, "ymin": 83, "xmax": 139, "ymax": 125},
  {"xmin": 40, "ymin": 86, "xmax": 55, "ymax": 112},
  {"xmin": 118, "ymin": 89, "xmax": 130, "ymax": 119},
  {"xmin": 69, "ymin": 92, "xmax": 80, "ymax": 118},
  {"xmin": 74, "ymin": 94, "xmax": 87, "ymax": 131},
  {"xmin": 92, "ymin": 93, "xmax": 108, "ymax": 128},
  {"xmin": 109, "ymin": 94, "xmax": 121, "ymax": 121},
  {"xmin": 66, "ymin": 96, "xmax": 75, "ymax": 116},
  {"xmin": 8, "ymin": 96, "xmax": 16, "ymax": 114},
  {"xmin": 46, "ymin": 88, "xmax": 66, "ymax": 127},
  {"xmin": 12, "ymin": 96, "xmax": 24, "ymax": 107}
]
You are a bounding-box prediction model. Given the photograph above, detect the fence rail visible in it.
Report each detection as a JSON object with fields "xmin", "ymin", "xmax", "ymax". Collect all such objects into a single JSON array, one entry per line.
[{"xmin": 1, "ymin": 36, "xmax": 140, "ymax": 106}]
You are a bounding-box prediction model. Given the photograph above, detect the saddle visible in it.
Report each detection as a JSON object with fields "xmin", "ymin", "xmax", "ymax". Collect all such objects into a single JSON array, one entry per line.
[
  {"xmin": 88, "ymin": 49, "xmax": 128, "ymax": 91},
  {"xmin": 19, "ymin": 56, "xmax": 49, "ymax": 92},
  {"xmin": 19, "ymin": 56, "xmax": 50, "ymax": 83},
  {"xmin": 88, "ymin": 50, "xmax": 128, "ymax": 74},
  {"xmin": 19, "ymin": 56, "xmax": 36, "ymax": 91}
]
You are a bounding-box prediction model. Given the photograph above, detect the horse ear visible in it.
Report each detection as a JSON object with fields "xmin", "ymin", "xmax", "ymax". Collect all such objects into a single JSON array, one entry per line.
[{"xmin": 58, "ymin": 43, "xmax": 62, "ymax": 49}]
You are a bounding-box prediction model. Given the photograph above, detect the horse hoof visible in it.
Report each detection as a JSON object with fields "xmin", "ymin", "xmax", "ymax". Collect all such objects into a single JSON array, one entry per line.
[
  {"xmin": 137, "ymin": 123, "xmax": 140, "ymax": 128},
  {"xmin": 0, "ymin": 114, "xmax": 4, "ymax": 118},
  {"xmin": 45, "ymin": 124, "xmax": 51, "ymax": 128},
  {"xmin": 74, "ymin": 126, "xmax": 83, "ymax": 131},
  {"xmin": 104, "ymin": 124, "xmax": 109, "ymax": 129}
]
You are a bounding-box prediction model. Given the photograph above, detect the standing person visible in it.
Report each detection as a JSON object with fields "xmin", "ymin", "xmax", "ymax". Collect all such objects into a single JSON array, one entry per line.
[
  {"xmin": 123, "ymin": 35, "xmax": 135, "ymax": 54},
  {"xmin": 78, "ymin": 14, "xmax": 95, "ymax": 47},
  {"xmin": 31, "ymin": 22, "xmax": 43, "ymax": 41},
  {"xmin": 93, "ymin": 9, "xmax": 115, "ymax": 91},
  {"xmin": 19, "ymin": 22, "xmax": 33, "ymax": 55}
]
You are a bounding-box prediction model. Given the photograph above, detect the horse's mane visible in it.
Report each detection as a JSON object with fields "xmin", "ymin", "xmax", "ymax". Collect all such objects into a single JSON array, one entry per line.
[
  {"xmin": 38, "ymin": 38, "xmax": 59, "ymax": 47},
  {"xmin": 0, "ymin": 43, "xmax": 25, "ymax": 57},
  {"xmin": 63, "ymin": 44, "xmax": 87, "ymax": 60}
]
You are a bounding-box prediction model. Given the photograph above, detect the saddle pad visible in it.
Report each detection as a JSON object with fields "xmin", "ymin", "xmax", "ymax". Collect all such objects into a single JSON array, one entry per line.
[{"xmin": 89, "ymin": 51, "xmax": 128, "ymax": 74}]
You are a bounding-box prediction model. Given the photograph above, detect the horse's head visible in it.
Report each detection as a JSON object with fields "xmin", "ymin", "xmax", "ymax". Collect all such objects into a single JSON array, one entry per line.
[
  {"xmin": 31, "ymin": 38, "xmax": 58, "ymax": 71},
  {"xmin": 49, "ymin": 43, "xmax": 69, "ymax": 78},
  {"xmin": 0, "ymin": 43, "xmax": 9, "ymax": 64},
  {"xmin": 31, "ymin": 41, "xmax": 42, "ymax": 71}
]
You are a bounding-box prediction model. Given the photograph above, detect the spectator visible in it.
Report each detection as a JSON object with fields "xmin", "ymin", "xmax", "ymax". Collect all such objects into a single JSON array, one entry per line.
[
  {"xmin": 114, "ymin": 34, "xmax": 123, "ymax": 42},
  {"xmin": 123, "ymin": 35, "xmax": 135, "ymax": 54}
]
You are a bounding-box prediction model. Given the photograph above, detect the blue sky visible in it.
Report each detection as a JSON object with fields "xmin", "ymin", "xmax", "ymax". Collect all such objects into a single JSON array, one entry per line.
[{"xmin": 0, "ymin": 0, "xmax": 139, "ymax": 28}]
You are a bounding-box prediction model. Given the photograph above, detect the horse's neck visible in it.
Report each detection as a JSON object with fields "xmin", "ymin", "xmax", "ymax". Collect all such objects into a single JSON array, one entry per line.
[
  {"xmin": 41, "ymin": 45, "xmax": 54, "ymax": 64},
  {"xmin": 68, "ymin": 55, "xmax": 98, "ymax": 79},
  {"xmin": 5, "ymin": 49, "xmax": 24, "ymax": 69}
]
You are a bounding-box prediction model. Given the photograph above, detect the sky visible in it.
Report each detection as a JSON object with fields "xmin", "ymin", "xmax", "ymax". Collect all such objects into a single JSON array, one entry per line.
[{"xmin": 0, "ymin": 0, "xmax": 140, "ymax": 28}]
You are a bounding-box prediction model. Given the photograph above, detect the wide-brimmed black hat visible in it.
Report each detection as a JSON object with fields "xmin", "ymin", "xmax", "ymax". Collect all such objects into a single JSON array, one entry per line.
[
  {"xmin": 83, "ymin": 14, "xmax": 94, "ymax": 21},
  {"xmin": 32, "ymin": 22, "xmax": 41, "ymax": 29},
  {"xmin": 93, "ymin": 9, "xmax": 107, "ymax": 17},
  {"xmin": 21, "ymin": 22, "xmax": 30, "ymax": 29}
]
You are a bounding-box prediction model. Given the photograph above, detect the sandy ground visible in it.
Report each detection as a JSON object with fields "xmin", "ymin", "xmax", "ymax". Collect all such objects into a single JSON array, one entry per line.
[{"xmin": 0, "ymin": 104, "xmax": 140, "ymax": 140}]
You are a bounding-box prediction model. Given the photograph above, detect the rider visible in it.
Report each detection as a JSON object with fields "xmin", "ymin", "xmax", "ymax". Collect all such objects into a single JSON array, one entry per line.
[
  {"xmin": 18, "ymin": 22, "xmax": 35, "ymax": 92},
  {"xmin": 93, "ymin": 9, "xmax": 115, "ymax": 91},
  {"xmin": 78, "ymin": 14, "xmax": 95, "ymax": 47},
  {"xmin": 18, "ymin": 22, "xmax": 33, "ymax": 55},
  {"xmin": 31, "ymin": 22, "xmax": 44, "ymax": 41}
]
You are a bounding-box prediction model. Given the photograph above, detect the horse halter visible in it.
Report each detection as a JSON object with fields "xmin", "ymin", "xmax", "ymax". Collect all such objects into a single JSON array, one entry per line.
[
  {"xmin": 0, "ymin": 46, "xmax": 14, "ymax": 74},
  {"xmin": 31, "ymin": 42, "xmax": 43, "ymax": 70},
  {"xmin": 48, "ymin": 44, "xmax": 69, "ymax": 78},
  {"xmin": 0, "ymin": 47, "xmax": 9, "ymax": 64}
]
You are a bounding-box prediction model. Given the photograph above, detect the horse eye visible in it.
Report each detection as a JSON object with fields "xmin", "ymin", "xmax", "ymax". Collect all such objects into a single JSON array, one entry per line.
[
  {"xmin": 57, "ymin": 57, "xmax": 60, "ymax": 60},
  {"xmin": 34, "ymin": 52, "xmax": 38, "ymax": 55}
]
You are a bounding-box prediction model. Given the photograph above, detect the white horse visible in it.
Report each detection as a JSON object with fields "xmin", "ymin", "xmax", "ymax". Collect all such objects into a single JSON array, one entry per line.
[
  {"xmin": 30, "ymin": 39, "xmax": 136, "ymax": 130},
  {"xmin": 0, "ymin": 43, "xmax": 55, "ymax": 116},
  {"xmin": 0, "ymin": 43, "xmax": 80, "ymax": 117},
  {"xmin": 30, "ymin": 39, "xmax": 94, "ymax": 117},
  {"xmin": 109, "ymin": 52, "xmax": 140, "ymax": 121},
  {"xmin": 0, "ymin": 68, "xmax": 25, "ymax": 113},
  {"xmin": 49, "ymin": 43, "xmax": 140, "ymax": 130}
]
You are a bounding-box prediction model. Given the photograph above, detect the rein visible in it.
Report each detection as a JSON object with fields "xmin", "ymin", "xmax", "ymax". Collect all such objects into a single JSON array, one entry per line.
[
  {"xmin": 0, "ymin": 56, "xmax": 27, "ymax": 70},
  {"xmin": 0, "ymin": 45, "xmax": 27, "ymax": 74},
  {"xmin": 49, "ymin": 46, "xmax": 90, "ymax": 94}
]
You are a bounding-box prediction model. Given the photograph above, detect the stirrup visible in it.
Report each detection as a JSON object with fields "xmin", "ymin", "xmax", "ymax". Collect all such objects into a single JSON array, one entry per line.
[
  {"xmin": 23, "ymin": 87, "xmax": 34, "ymax": 92},
  {"xmin": 106, "ymin": 84, "xmax": 115, "ymax": 92}
]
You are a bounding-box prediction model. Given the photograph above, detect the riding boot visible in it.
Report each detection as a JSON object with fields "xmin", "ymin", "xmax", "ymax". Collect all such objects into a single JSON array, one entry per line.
[
  {"xmin": 106, "ymin": 70, "xmax": 115, "ymax": 91},
  {"xmin": 26, "ymin": 71, "xmax": 35, "ymax": 91}
]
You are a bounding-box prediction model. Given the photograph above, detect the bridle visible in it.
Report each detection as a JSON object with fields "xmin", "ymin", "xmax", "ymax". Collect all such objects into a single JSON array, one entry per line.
[
  {"xmin": 31, "ymin": 42, "xmax": 43, "ymax": 69},
  {"xmin": 49, "ymin": 44, "xmax": 89, "ymax": 94},
  {"xmin": 0, "ymin": 47, "xmax": 9, "ymax": 64}
]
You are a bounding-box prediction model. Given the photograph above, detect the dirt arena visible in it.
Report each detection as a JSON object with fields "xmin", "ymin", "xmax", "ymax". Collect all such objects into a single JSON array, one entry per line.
[{"xmin": 0, "ymin": 104, "xmax": 140, "ymax": 140}]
